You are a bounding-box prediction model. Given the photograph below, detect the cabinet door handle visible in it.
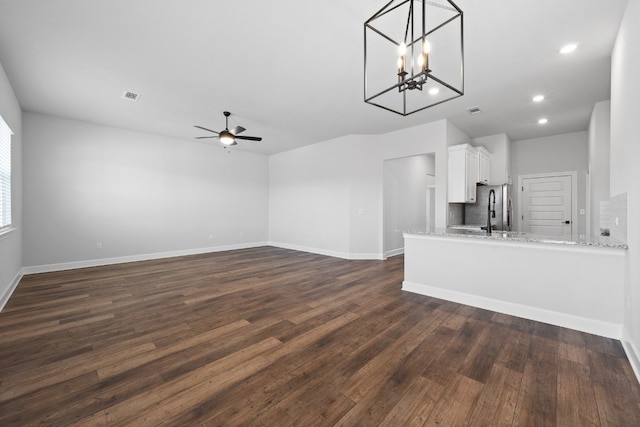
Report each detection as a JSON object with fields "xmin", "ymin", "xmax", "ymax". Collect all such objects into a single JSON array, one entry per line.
[{"xmin": 562, "ymin": 220, "xmax": 571, "ymax": 224}]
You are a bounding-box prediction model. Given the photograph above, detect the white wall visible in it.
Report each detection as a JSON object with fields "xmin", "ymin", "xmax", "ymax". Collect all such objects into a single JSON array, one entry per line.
[
  {"xmin": 344, "ymin": 136, "xmax": 383, "ymax": 257},
  {"xmin": 23, "ymin": 112, "xmax": 269, "ymax": 268},
  {"xmin": 0, "ymin": 60, "xmax": 22, "ymax": 309},
  {"xmin": 269, "ymin": 119, "xmax": 463, "ymax": 259},
  {"xmin": 382, "ymin": 120, "xmax": 454, "ymax": 230},
  {"xmin": 611, "ymin": 0, "xmax": 640, "ymax": 378},
  {"xmin": 588, "ymin": 101, "xmax": 611, "ymax": 239},
  {"xmin": 510, "ymin": 131, "xmax": 589, "ymax": 237},
  {"xmin": 384, "ymin": 154, "xmax": 434, "ymax": 256},
  {"xmin": 268, "ymin": 134, "xmax": 367, "ymax": 258}
]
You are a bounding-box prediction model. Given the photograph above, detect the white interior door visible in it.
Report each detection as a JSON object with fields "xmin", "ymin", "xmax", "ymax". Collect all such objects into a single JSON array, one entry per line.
[{"xmin": 521, "ymin": 175, "xmax": 572, "ymax": 236}]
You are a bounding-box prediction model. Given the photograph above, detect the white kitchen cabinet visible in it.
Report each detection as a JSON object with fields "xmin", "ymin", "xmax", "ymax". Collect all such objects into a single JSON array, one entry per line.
[
  {"xmin": 476, "ymin": 146, "xmax": 491, "ymax": 185},
  {"xmin": 448, "ymin": 144, "xmax": 478, "ymax": 203}
]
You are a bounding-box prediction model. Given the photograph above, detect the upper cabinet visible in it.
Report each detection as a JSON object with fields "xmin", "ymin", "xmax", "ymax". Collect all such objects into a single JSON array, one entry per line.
[
  {"xmin": 476, "ymin": 146, "xmax": 491, "ymax": 185},
  {"xmin": 471, "ymin": 134, "xmax": 510, "ymax": 185},
  {"xmin": 448, "ymin": 144, "xmax": 492, "ymax": 203},
  {"xmin": 448, "ymin": 144, "xmax": 478, "ymax": 203}
]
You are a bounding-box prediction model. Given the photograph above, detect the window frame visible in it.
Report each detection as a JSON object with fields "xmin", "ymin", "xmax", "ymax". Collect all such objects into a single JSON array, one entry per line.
[{"xmin": 0, "ymin": 113, "xmax": 13, "ymax": 234}]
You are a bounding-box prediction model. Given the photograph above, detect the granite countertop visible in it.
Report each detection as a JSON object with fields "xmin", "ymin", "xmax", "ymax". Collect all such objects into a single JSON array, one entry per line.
[{"xmin": 403, "ymin": 227, "xmax": 628, "ymax": 249}]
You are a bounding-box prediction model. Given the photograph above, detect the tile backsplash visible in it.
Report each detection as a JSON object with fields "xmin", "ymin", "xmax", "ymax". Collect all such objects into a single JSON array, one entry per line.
[
  {"xmin": 448, "ymin": 203, "xmax": 465, "ymax": 226},
  {"xmin": 600, "ymin": 192, "xmax": 628, "ymax": 244}
]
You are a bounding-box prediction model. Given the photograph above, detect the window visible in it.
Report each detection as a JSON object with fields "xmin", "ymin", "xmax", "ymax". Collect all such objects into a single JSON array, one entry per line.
[{"xmin": 0, "ymin": 114, "xmax": 12, "ymax": 231}]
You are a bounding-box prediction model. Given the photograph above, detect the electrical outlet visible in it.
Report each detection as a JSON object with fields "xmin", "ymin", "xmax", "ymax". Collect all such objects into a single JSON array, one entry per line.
[
  {"xmin": 96, "ymin": 242, "xmax": 102, "ymax": 250},
  {"xmin": 209, "ymin": 234, "xmax": 213, "ymax": 240},
  {"xmin": 580, "ymin": 209, "xmax": 585, "ymax": 215}
]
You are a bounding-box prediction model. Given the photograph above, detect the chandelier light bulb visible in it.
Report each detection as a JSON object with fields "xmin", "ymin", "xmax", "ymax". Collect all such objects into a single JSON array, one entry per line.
[
  {"xmin": 398, "ymin": 42, "xmax": 407, "ymax": 56},
  {"xmin": 423, "ymin": 39, "xmax": 431, "ymax": 54}
]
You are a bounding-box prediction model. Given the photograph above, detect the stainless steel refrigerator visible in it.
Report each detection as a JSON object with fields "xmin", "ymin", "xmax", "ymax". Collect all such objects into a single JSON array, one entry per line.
[{"xmin": 464, "ymin": 184, "xmax": 513, "ymax": 231}]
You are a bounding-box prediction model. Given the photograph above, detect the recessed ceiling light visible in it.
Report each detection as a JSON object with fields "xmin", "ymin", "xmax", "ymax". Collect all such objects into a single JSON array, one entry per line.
[
  {"xmin": 560, "ymin": 43, "xmax": 577, "ymax": 54},
  {"xmin": 538, "ymin": 118, "xmax": 549, "ymax": 125},
  {"xmin": 532, "ymin": 95, "xmax": 545, "ymax": 103},
  {"xmin": 467, "ymin": 106, "xmax": 481, "ymax": 114},
  {"xmin": 428, "ymin": 87, "xmax": 440, "ymax": 95}
]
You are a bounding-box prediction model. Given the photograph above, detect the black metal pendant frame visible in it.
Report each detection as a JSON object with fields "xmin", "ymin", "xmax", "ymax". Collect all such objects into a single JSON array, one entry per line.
[{"xmin": 364, "ymin": 0, "xmax": 464, "ymax": 116}]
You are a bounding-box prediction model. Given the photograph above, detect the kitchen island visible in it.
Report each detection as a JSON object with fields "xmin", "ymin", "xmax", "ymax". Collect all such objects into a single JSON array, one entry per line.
[{"xmin": 402, "ymin": 228, "xmax": 627, "ymax": 339}]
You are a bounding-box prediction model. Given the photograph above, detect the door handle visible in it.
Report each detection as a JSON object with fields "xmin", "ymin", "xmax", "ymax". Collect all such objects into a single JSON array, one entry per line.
[{"xmin": 562, "ymin": 220, "xmax": 571, "ymax": 224}]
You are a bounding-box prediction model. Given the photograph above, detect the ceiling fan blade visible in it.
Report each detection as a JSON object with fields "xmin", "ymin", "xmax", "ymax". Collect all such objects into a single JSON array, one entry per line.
[
  {"xmin": 194, "ymin": 125, "xmax": 219, "ymax": 134},
  {"xmin": 235, "ymin": 135, "xmax": 262, "ymax": 141},
  {"xmin": 230, "ymin": 126, "xmax": 246, "ymax": 135},
  {"xmin": 195, "ymin": 136, "xmax": 219, "ymax": 139}
]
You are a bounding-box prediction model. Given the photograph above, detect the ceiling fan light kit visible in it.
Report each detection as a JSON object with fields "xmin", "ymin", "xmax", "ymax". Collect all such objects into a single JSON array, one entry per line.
[
  {"xmin": 194, "ymin": 111, "xmax": 262, "ymax": 148},
  {"xmin": 219, "ymin": 130, "xmax": 236, "ymax": 146},
  {"xmin": 364, "ymin": 0, "xmax": 464, "ymax": 116}
]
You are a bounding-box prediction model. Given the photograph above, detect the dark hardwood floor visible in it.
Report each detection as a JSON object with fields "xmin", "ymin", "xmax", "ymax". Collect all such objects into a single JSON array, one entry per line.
[{"xmin": 1, "ymin": 246, "xmax": 639, "ymax": 426}]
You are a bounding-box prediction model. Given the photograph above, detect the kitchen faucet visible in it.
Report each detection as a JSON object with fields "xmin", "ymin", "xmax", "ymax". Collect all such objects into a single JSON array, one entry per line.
[{"xmin": 487, "ymin": 189, "xmax": 496, "ymax": 235}]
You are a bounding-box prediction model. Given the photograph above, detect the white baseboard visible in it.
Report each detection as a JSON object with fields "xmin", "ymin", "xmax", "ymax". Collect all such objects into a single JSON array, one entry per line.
[
  {"xmin": 402, "ymin": 280, "xmax": 623, "ymax": 340},
  {"xmin": 22, "ymin": 242, "xmax": 270, "ymax": 275},
  {"xmin": 385, "ymin": 248, "xmax": 404, "ymax": 258},
  {"xmin": 0, "ymin": 268, "xmax": 24, "ymax": 312},
  {"xmin": 622, "ymin": 328, "xmax": 640, "ymax": 385},
  {"xmin": 269, "ymin": 241, "xmax": 383, "ymax": 260}
]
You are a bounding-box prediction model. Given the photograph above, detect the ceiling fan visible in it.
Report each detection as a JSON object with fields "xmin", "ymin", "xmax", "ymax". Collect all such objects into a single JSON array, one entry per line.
[{"xmin": 194, "ymin": 111, "xmax": 262, "ymax": 146}]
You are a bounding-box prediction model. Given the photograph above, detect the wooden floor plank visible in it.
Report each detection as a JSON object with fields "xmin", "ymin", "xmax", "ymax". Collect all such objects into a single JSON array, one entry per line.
[
  {"xmin": 467, "ymin": 364, "xmax": 522, "ymax": 426},
  {"xmin": 423, "ymin": 373, "xmax": 485, "ymax": 426},
  {"xmin": 0, "ymin": 246, "xmax": 638, "ymax": 425},
  {"xmin": 512, "ymin": 359, "xmax": 558, "ymax": 426},
  {"xmin": 588, "ymin": 349, "xmax": 640, "ymax": 426},
  {"xmin": 556, "ymin": 359, "xmax": 601, "ymax": 426},
  {"xmin": 377, "ymin": 376, "xmax": 444, "ymax": 426}
]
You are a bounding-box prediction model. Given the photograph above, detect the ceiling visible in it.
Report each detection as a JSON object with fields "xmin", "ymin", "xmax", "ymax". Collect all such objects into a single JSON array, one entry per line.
[{"xmin": 0, "ymin": 0, "xmax": 628, "ymax": 155}]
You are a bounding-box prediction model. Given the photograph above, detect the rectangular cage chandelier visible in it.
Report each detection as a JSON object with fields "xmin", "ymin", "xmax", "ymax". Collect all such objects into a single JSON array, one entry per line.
[{"xmin": 364, "ymin": 0, "xmax": 464, "ymax": 116}]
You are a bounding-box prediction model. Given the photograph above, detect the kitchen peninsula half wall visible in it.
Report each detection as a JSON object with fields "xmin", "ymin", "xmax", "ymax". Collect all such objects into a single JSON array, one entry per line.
[{"xmin": 402, "ymin": 231, "xmax": 626, "ymax": 340}]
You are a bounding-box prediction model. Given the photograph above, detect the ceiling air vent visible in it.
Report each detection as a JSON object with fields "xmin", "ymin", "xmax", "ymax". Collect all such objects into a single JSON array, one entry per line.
[
  {"xmin": 466, "ymin": 106, "xmax": 481, "ymax": 114},
  {"xmin": 122, "ymin": 91, "xmax": 140, "ymax": 102}
]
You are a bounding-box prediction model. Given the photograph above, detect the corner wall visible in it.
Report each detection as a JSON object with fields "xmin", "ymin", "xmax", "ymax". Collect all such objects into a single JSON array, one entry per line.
[
  {"xmin": 384, "ymin": 154, "xmax": 434, "ymax": 256},
  {"xmin": 268, "ymin": 134, "xmax": 370, "ymax": 259},
  {"xmin": 611, "ymin": 0, "xmax": 640, "ymax": 380},
  {"xmin": 588, "ymin": 101, "xmax": 611, "ymax": 239},
  {"xmin": 0, "ymin": 60, "xmax": 22, "ymax": 309},
  {"xmin": 269, "ymin": 119, "xmax": 459, "ymax": 259}
]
